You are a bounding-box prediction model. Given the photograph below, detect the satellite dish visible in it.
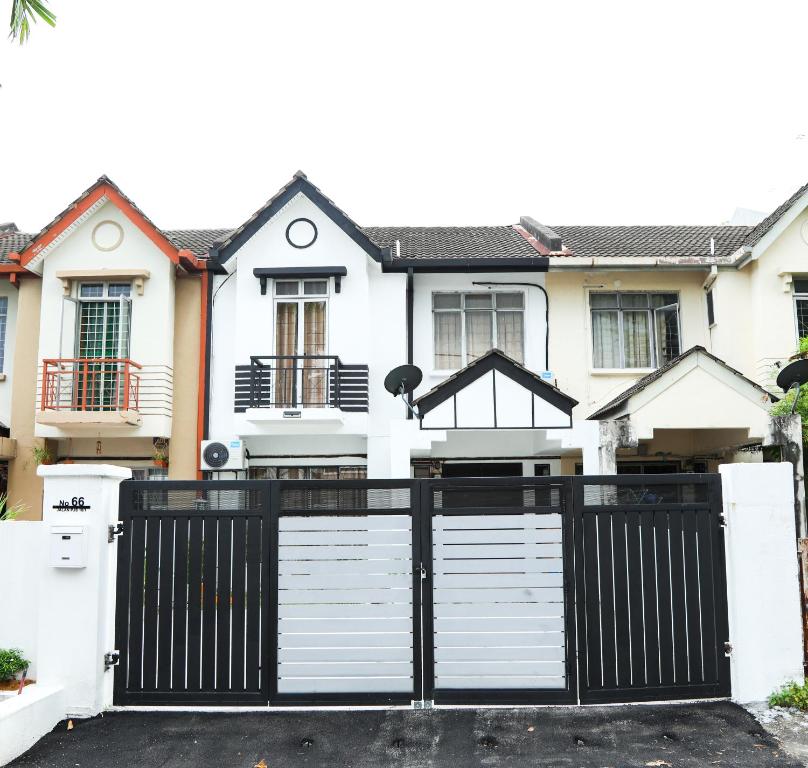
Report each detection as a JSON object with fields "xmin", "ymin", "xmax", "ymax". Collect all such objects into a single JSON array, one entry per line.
[
  {"xmin": 384, "ymin": 364, "xmax": 423, "ymax": 396},
  {"xmin": 383, "ymin": 364, "xmax": 423, "ymax": 419},
  {"xmin": 777, "ymin": 359, "xmax": 808, "ymax": 391}
]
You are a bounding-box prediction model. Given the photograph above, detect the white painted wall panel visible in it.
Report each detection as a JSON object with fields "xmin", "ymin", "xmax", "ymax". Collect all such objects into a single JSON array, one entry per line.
[{"xmin": 494, "ymin": 372, "xmax": 533, "ymax": 428}]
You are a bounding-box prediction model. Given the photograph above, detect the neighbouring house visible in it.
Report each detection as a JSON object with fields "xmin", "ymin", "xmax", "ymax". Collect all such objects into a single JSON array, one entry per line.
[
  {"xmin": 0, "ymin": 177, "xmax": 221, "ymax": 518},
  {"xmin": 4, "ymin": 172, "xmax": 808, "ymax": 521}
]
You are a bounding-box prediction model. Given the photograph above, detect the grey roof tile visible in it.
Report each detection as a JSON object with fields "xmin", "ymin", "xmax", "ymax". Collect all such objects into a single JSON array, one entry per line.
[
  {"xmin": 550, "ymin": 225, "xmax": 751, "ymax": 260},
  {"xmin": 743, "ymin": 181, "xmax": 808, "ymax": 248},
  {"xmin": 363, "ymin": 226, "xmax": 540, "ymax": 260}
]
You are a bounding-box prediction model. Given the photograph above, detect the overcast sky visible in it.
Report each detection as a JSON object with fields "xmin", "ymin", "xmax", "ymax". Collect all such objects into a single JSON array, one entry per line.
[{"xmin": 1, "ymin": 0, "xmax": 807, "ymax": 233}]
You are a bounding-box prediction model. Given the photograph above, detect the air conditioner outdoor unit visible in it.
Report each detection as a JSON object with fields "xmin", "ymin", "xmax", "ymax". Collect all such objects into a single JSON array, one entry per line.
[{"xmin": 200, "ymin": 439, "xmax": 247, "ymax": 471}]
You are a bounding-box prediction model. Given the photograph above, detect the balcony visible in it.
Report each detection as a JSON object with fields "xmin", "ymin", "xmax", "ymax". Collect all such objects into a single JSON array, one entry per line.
[
  {"xmin": 37, "ymin": 358, "xmax": 143, "ymax": 427},
  {"xmin": 234, "ymin": 356, "xmax": 369, "ymax": 416}
]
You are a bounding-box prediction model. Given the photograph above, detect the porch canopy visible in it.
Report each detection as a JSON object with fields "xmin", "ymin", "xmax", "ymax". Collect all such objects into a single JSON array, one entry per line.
[
  {"xmin": 588, "ymin": 346, "xmax": 778, "ymax": 447},
  {"xmin": 414, "ymin": 349, "xmax": 578, "ymax": 430}
]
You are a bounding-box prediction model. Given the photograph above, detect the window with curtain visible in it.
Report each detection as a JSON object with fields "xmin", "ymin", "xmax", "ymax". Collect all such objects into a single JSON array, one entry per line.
[
  {"xmin": 432, "ymin": 292, "xmax": 524, "ymax": 369},
  {"xmin": 274, "ymin": 279, "xmax": 328, "ymax": 406},
  {"xmin": 590, "ymin": 292, "xmax": 680, "ymax": 369}
]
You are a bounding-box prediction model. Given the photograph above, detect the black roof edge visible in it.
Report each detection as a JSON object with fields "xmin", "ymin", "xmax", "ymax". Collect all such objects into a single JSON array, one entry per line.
[
  {"xmin": 414, "ymin": 348, "xmax": 578, "ymax": 417},
  {"xmin": 382, "ymin": 256, "xmax": 549, "ymax": 273},
  {"xmin": 213, "ymin": 174, "xmax": 383, "ymax": 265}
]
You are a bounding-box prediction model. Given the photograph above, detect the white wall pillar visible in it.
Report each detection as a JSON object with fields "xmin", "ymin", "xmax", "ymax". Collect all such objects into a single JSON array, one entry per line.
[
  {"xmin": 36, "ymin": 464, "xmax": 131, "ymax": 717},
  {"xmin": 720, "ymin": 462, "xmax": 804, "ymax": 702}
]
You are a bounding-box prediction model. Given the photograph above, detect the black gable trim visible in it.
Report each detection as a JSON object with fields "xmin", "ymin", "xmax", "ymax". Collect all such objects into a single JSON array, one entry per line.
[
  {"xmin": 414, "ymin": 349, "xmax": 577, "ymax": 418},
  {"xmin": 214, "ymin": 173, "xmax": 382, "ymax": 265}
]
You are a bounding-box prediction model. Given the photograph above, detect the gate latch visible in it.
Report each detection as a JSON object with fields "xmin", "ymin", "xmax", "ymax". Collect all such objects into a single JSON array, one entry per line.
[
  {"xmin": 417, "ymin": 563, "xmax": 427, "ymax": 581},
  {"xmin": 108, "ymin": 522, "xmax": 124, "ymax": 543},
  {"xmin": 104, "ymin": 651, "xmax": 120, "ymax": 670},
  {"xmin": 723, "ymin": 641, "xmax": 733, "ymax": 657}
]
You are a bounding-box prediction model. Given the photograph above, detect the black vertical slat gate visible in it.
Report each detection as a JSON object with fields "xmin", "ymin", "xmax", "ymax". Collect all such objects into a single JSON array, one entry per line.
[
  {"xmin": 114, "ymin": 481, "xmax": 270, "ymax": 705},
  {"xmin": 573, "ymin": 474, "xmax": 731, "ymax": 703},
  {"xmin": 114, "ymin": 473, "xmax": 730, "ymax": 706}
]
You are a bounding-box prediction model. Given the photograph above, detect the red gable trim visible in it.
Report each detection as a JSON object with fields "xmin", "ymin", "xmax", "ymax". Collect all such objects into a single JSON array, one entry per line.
[{"xmin": 18, "ymin": 180, "xmax": 180, "ymax": 267}]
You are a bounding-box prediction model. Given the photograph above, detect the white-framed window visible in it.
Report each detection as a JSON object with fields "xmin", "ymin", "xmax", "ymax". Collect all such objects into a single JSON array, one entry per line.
[
  {"xmin": 793, "ymin": 280, "xmax": 808, "ymax": 341},
  {"xmin": 77, "ymin": 282, "xmax": 132, "ymax": 360},
  {"xmin": 0, "ymin": 296, "xmax": 8, "ymax": 372},
  {"xmin": 432, "ymin": 292, "xmax": 525, "ymax": 369},
  {"xmin": 590, "ymin": 291, "xmax": 680, "ymax": 369},
  {"xmin": 273, "ymin": 279, "xmax": 329, "ymax": 406}
]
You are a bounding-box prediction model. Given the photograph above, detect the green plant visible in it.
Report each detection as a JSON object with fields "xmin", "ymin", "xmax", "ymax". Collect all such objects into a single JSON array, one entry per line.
[
  {"xmin": 0, "ymin": 648, "xmax": 29, "ymax": 682},
  {"xmin": 9, "ymin": 0, "xmax": 56, "ymax": 43},
  {"xmin": 153, "ymin": 448, "xmax": 169, "ymax": 466},
  {"xmin": 0, "ymin": 493, "xmax": 25, "ymax": 521},
  {"xmin": 32, "ymin": 444, "xmax": 52, "ymax": 466},
  {"xmin": 770, "ymin": 337, "xmax": 808, "ymax": 441},
  {"xmin": 769, "ymin": 680, "xmax": 808, "ymax": 710}
]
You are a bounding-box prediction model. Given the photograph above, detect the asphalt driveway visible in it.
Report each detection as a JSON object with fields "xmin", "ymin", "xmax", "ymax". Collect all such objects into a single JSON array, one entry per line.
[{"xmin": 9, "ymin": 701, "xmax": 800, "ymax": 768}]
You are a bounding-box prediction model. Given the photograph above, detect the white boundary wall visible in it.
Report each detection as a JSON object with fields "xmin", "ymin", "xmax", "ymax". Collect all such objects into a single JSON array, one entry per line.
[
  {"xmin": 0, "ymin": 522, "xmax": 42, "ymax": 677},
  {"xmin": 721, "ymin": 462, "xmax": 805, "ymax": 703},
  {"xmin": 0, "ymin": 465, "xmax": 130, "ymax": 766}
]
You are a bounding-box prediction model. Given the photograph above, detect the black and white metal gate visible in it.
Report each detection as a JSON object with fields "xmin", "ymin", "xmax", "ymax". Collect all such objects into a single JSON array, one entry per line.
[{"xmin": 113, "ymin": 474, "xmax": 730, "ymax": 706}]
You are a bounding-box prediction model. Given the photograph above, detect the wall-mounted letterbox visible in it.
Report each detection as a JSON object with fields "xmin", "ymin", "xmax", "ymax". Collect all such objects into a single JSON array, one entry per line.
[{"xmin": 49, "ymin": 525, "xmax": 88, "ymax": 568}]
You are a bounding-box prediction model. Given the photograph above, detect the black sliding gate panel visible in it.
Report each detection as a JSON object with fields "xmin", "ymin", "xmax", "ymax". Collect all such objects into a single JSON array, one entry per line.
[
  {"xmin": 422, "ymin": 477, "xmax": 577, "ymax": 705},
  {"xmin": 114, "ymin": 481, "xmax": 270, "ymax": 706},
  {"xmin": 573, "ymin": 474, "xmax": 731, "ymax": 703},
  {"xmin": 113, "ymin": 473, "xmax": 731, "ymax": 707}
]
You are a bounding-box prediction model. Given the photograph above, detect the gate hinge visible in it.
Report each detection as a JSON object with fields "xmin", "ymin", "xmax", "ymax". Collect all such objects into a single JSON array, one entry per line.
[
  {"xmin": 104, "ymin": 651, "xmax": 120, "ymax": 670},
  {"xmin": 108, "ymin": 522, "xmax": 124, "ymax": 543},
  {"xmin": 723, "ymin": 641, "xmax": 733, "ymax": 657},
  {"xmin": 719, "ymin": 513, "xmax": 728, "ymax": 528}
]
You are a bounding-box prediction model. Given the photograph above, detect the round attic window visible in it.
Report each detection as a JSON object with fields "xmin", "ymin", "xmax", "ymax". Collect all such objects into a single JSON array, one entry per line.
[
  {"xmin": 285, "ymin": 218, "xmax": 318, "ymax": 249},
  {"xmin": 91, "ymin": 220, "xmax": 124, "ymax": 252}
]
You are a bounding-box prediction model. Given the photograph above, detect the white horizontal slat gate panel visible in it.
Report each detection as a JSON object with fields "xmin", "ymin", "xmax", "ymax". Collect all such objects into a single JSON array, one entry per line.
[
  {"xmin": 276, "ymin": 511, "xmax": 415, "ymax": 699},
  {"xmin": 430, "ymin": 509, "xmax": 568, "ymax": 693}
]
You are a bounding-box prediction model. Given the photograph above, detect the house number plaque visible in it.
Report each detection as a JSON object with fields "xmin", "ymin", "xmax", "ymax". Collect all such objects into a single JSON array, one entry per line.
[{"xmin": 53, "ymin": 497, "xmax": 91, "ymax": 511}]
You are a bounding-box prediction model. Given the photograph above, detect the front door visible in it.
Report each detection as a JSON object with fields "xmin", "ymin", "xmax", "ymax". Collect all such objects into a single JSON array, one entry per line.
[{"xmin": 274, "ymin": 279, "xmax": 327, "ymax": 407}]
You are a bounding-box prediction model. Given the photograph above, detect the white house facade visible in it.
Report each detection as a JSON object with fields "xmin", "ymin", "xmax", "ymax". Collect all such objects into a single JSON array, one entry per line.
[{"xmin": 206, "ymin": 173, "xmax": 603, "ymax": 483}]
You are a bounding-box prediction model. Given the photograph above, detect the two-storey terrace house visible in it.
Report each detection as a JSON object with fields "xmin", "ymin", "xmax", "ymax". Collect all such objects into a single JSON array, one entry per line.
[
  {"xmin": 205, "ymin": 172, "xmax": 598, "ymax": 483},
  {"xmin": 204, "ymin": 172, "xmax": 797, "ymax": 505},
  {"xmin": 1, "ymin": 177, "xmax": 223, "ymax": 518},
  {"xmin": 5, "ymin": 171, "xmax": 807, "ymax": 527}
]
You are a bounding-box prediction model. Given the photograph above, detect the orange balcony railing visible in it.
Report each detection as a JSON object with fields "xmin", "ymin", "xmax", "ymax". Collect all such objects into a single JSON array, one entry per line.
[{"xmin": 41, "ymin": 358, "xmax": 141, "ymax": 412}]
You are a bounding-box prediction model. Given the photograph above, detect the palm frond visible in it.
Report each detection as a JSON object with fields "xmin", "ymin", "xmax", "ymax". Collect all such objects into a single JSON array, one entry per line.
[{"xmin": 9, "ymin": 0, "xmax": 56, "ymax": 44}]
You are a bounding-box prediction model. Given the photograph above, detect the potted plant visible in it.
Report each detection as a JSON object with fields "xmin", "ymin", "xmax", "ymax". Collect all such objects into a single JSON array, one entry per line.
[
  {"xmin": 0, "ymin": 648, "xmax": 30, "ymax": 693},
  {"xmin": 153, "ymin": 448, "xmax": 169, "ymax": 469},
  {"xmin": 32, "ymin": 445, "xmax": 53, "ymax": 466}
]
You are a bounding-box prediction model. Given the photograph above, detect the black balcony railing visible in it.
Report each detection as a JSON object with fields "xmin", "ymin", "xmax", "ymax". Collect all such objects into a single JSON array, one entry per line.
[{"xmin": 233, "ymin": 356, "xmax": 369, "ymax": 413}]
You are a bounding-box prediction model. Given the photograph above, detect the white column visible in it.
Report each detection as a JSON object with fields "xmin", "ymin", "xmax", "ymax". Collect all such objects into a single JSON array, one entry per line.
[
  {"xmin": 36, "ymin": 464, "xmax": 131, "ymax": 717},
  {"xmin": 720, "ymin": 462, "xmax": 804, "ymax": 702}
]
